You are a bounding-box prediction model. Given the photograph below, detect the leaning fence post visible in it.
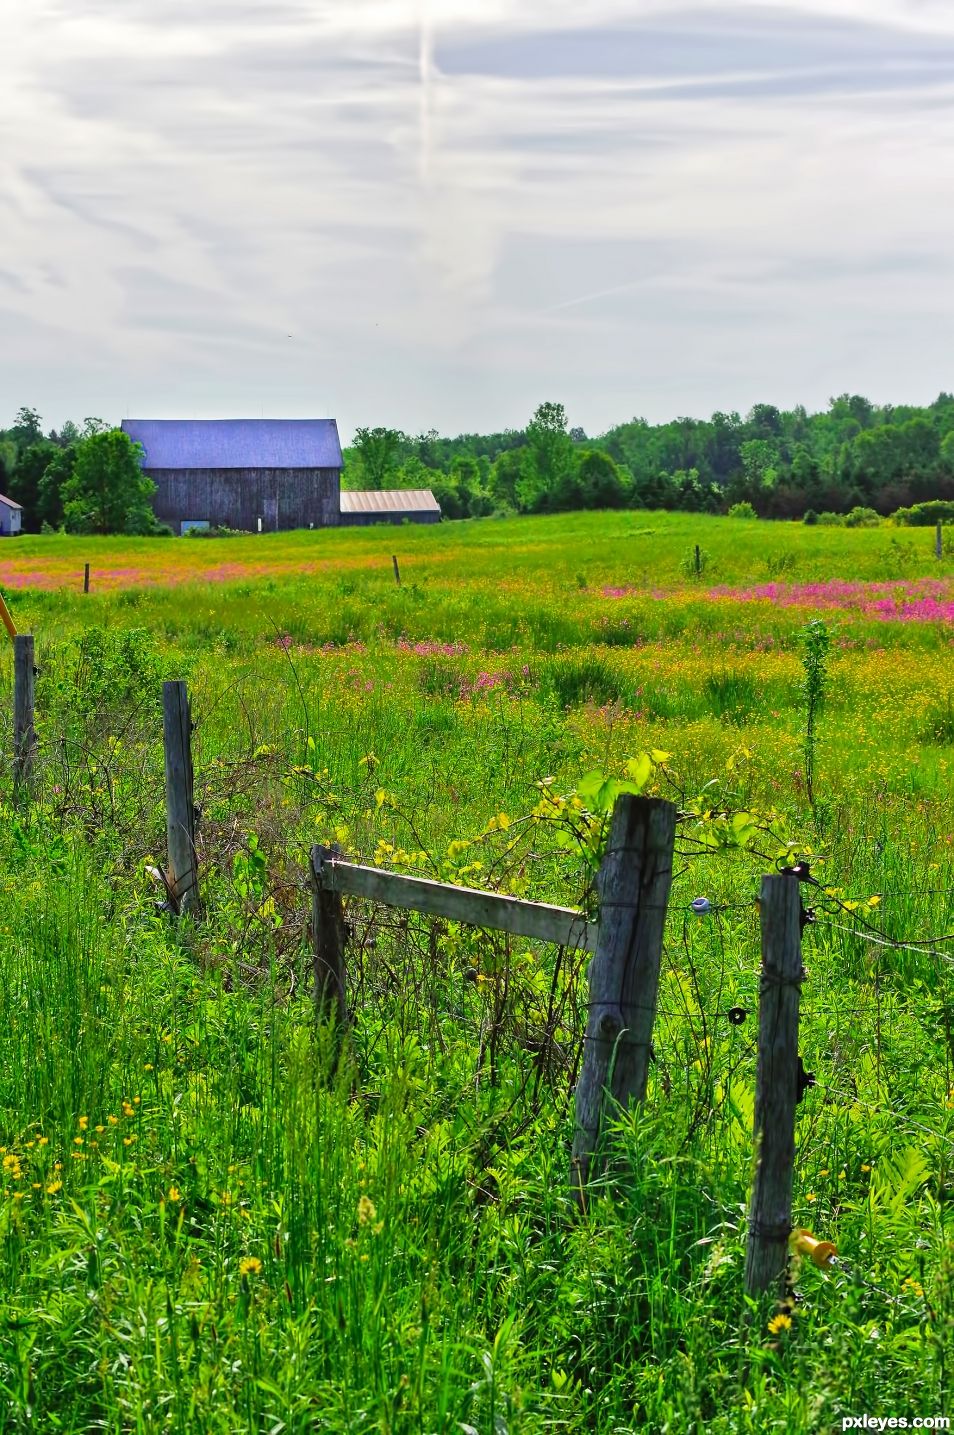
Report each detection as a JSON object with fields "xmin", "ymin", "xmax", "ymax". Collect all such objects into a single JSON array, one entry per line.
[
  {"xmin": 310, "ymin": 845, "xmax": 348, "ymax": 1027},
  {"xmin": 571, "ymin": 795, "xmax": 677, "ymax": 1201},
  {"xmin": 13, "ymin": 634, "xmax": 36, "ymax": 790},
  {"xmin": 162, "ymin": 680, "xmax": 198, "ymax": 913},
  {"xmin": 937, "ymin": 521, "xmax": 944, "ymax": 561},
  {"xmin": 392, "ymin": 554, "xmax": 401, "ymax": 586},
  {"xmin": 745, "ymin": 874, "xmax": 804, "ymax": 1294}
]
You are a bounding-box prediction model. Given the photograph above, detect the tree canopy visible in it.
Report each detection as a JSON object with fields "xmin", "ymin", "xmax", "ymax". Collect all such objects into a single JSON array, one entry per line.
[{"xmin": 5, "ymin": 391, "xmax": 954, "ymax": 530}]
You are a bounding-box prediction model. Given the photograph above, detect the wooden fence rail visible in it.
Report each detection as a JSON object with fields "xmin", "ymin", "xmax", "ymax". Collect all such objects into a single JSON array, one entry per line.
[{"xmin": 310, "ymin": 847, "xmax": 597, "ymax": 952}]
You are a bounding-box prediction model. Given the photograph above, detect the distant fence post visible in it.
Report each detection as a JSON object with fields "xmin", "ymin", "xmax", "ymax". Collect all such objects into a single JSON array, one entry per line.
[
  {"xmin": 745, "ymin": 874, "xmax": 804, "ymax": 1294},
  {"xmin": 937, "ymin": 521, "xmax": 944, "ymax": 561},
  {"xmin": 392, "ymin": 555, "xmax": 401, "ymax": 586},
  {"xmin": 83, "ymin": 563, "xmax": 90, "ymax": 594},
  {"xmin": 571, "ymin": 795, "xmax": 677, "ymax": 1201},
  {"xmin": 162, "ymin": 680, "xmax": 198, "ymax": 914},
  {"xmin": 13, "ymin": 635, "xmax": 36, "ymax": 791},
  {"xmin": 311, "ymin": 845, "xmax": 348, "ymax": 1028},
  {"xmin": 694, "ymin": 543, "xmax": 701, "ymax": 576}
]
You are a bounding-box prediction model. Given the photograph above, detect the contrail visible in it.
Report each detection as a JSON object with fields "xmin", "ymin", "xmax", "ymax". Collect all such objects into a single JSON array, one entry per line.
[{"xmin": 419, "ymin": 0, "xmax": 434, "ymax": 184}]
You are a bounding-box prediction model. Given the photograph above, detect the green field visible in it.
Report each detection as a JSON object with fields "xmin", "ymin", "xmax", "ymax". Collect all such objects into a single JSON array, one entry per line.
[{"xmin": 0, "ymin": 511, "xmax": 952, "ymax": 1433}]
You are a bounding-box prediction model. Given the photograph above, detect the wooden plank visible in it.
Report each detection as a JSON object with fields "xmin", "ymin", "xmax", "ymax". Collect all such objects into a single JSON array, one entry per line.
[
  {"xmin": 745, "ymin": 874, "xmax": 803, "ymax": 1294},
  {"xmin": 311, "ymin": 849, "xmax": 596, "ymax": 952},
  {"xmin": 162, "ymin": 680, "xmax": 198, "ymax": 913},
  {"xmin": 571, "ymin": 795, "xmax": 676, "ymax": 1199},
  {"xmin": 0, "ymin": 593, "xmax": 17, "ymax": 643},
  {"xmin": 13, "ymin": 634, "xmax": 36, "ymax": 790}
]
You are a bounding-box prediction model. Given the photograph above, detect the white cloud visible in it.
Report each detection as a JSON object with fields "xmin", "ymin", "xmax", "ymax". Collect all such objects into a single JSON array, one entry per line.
[{"xmin": 1, "ymin": 0, "xmax": 954, "ymax": 437}]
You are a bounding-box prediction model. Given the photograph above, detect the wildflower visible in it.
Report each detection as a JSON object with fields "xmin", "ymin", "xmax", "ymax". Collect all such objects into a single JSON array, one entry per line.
[
  {"xmin": 168, "ymin": 1187, "xmax": 181, "ymax": 1203},
  {"xmin": 767, "ymin": 1313, "xmax": 792, "ymax": 1335},
  {"xmin": 123, "ymin": 1136, "xmax": 136, "ymax": 1147},
  {"xmin": 357, "ymin": 1195, "xmax": 377, "ymax": 1225},
  {"xmin": 78, "ymin": 1116, "xmax": 88, "ymax": 1131},
  {"xmin": 95, "ymin": 1125, "xmax": 105, "ymax": 1134},
  {"xmin": 108, "ymin": 1116, "xmax": 119, "ymax": 1126},
  {"xmin": 144, "ymin": 1064, "xmax": 154, "ymax": 1072},
  {"xmin": 73, "ymin": 1137, "xmax": 84, "ymax": 1147},
  {"xmin": 239, "ymin": 1256, "xmax": 262, "ymax": 1277},
  {"xmin": 122, "ymin": 1103, "xmax": 134, "ymax": 1118},
  {"xmin": 46, "ymin": 1181, "xmax": 62, "ymax": 1195}
]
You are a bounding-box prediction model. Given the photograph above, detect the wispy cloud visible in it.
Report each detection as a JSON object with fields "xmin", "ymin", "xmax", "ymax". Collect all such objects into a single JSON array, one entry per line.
[{"xmin": 1, "ymin": 1, "xmax": 954, "ymax": 436}]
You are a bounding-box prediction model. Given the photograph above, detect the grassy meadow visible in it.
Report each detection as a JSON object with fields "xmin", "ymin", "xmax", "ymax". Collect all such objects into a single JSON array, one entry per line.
[{"xmin": 0, "ymin": 510, "xmax": 952, "ymax": 1433}]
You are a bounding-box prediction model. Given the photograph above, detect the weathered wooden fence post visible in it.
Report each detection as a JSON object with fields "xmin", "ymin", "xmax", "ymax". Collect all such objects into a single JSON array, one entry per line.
[
  {"xmin": 745, "ymin": 873, "xmax": 804, "ymax": 1294},
  {"xmin": 571, "ymin": 795, "xmax": 677, "ymax": 1201},
  {"xmin": 13, "ymin": 635, "xmax": 36, "ymax": 790},
  {"xmin": 310, "ymin": 845, "xmax": 348, "ymax": 1027},
  {"xmin": 83, "ymin": 563, "xmax": 90, "ymax": 594},
  {"xmin": 937, "ymin": 521, "xmax": 944, "ymax": 561},
  {"xmin": 694, "ymin": 543, "xmax": 701, "ymax": 576},
  {"xmin": 392, "ymin": 554, "xmax": 401, "ymax": 586},
  {"xmin": 162, "ymin": 680, "xmax": 198, "ymax": 913}
]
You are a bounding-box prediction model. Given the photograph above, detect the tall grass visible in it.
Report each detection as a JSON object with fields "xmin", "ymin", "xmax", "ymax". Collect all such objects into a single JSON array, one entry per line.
[{"xmin": 0, "ymin": 512, "xmax": 950, "ymax": 1430}]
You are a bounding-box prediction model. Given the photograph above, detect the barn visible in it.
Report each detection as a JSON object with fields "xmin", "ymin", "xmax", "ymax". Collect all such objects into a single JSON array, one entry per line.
[
  {"xmin": 121, "ymin": 419, "xmax": 344, "ymax": 534},
  {"xmin": 0, "ymin": 494, "xmax": 22, "ymax": 537},
  {"xmin": 339, "ymin": 489, "xmax": 442, "ymax": 526},
  {"xmin": 122, "ymin": 419, "xmax": 442, "ymax": 532}
]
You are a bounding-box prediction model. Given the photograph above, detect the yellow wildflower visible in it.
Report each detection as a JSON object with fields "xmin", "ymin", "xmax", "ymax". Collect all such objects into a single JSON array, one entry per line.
[
  {"xmin": 78, "ymin": 1116, "xmax": 88, "ymax": 1131},
  {"xmin": 239, "ymin": 1256, "xmax": 262, "ymax": 1277},
  {"xmin": 46, "ymin": 1181, "xmax": 62, "ymax": 1195},
  {"xmin": 357, "ymin": 1195, "xmax": 377, "ymax": 1225},
  {"xmin": 168, "ymin": 1187, "xmax": 181, "ymax": 1203},
  {"xmin": 767, "ymin": 1313, "xmax": 792, "ymax": 1335}
]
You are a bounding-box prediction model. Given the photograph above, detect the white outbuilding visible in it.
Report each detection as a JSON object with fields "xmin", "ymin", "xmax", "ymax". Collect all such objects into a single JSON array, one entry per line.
[{"xmin": 0, "ymin": 494, "xmax": 22, "ymax": 537}]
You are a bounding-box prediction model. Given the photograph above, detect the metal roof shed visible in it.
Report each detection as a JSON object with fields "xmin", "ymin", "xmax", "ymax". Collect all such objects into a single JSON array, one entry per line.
[
  {"xmin": 0, "ymin": 493, "xmax": 22, "ymax": 537},
  {"xmin": 339, "ymin": 489, "xmax": 442, "ymax": 526}
]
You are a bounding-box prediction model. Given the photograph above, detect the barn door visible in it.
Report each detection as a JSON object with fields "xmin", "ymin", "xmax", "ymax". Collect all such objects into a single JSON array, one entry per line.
[{"xmin": 263, "ymin": 496, "xmax": 278, "ymax": 530}]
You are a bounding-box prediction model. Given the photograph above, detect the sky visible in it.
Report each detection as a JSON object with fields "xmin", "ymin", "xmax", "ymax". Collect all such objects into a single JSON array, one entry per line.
[{"xmin": 2, "ymin": 0, "xmax": 954, "ymax": 442}]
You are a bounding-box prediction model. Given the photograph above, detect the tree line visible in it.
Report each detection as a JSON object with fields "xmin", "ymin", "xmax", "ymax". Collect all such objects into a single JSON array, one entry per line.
[
  {"xmin": 0, "ymin": 409, "xmax": 157, "ymax": 534},
  {"xmin": 347, "ymin": 393, "xmax": 954, "ymax": 523},
  {"xmin": 4, "ymin": 394, "xmax": 954, "ymax": 536}
]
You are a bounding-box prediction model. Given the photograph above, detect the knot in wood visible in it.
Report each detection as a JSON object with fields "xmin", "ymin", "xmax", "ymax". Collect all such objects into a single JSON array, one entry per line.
[{"xmin": 597, "ymin": 1005, "xmax": 625, "ymax": 1039}]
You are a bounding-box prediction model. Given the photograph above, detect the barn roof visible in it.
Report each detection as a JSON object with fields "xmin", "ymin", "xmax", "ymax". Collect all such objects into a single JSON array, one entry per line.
[
  {"xmin": 0, "ymin": 493, "xmax": 22, "ymax": 510},
  {"xmin": 121, "ymin": 419, "xmax": 343, "ymax": 470},
  {"xmin": 340, "ymin": 489, "xmax": 441, "ymax": 515}
]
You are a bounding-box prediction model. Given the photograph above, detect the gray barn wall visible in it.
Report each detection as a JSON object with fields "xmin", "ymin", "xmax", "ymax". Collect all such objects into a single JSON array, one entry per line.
[
  {"xmin": 148, "ymin": 467, "xmax": 341, "ymax": 532},
  {"xmin": 338, "ymin": 511, "xmax": 441, "ymax": 527}
]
